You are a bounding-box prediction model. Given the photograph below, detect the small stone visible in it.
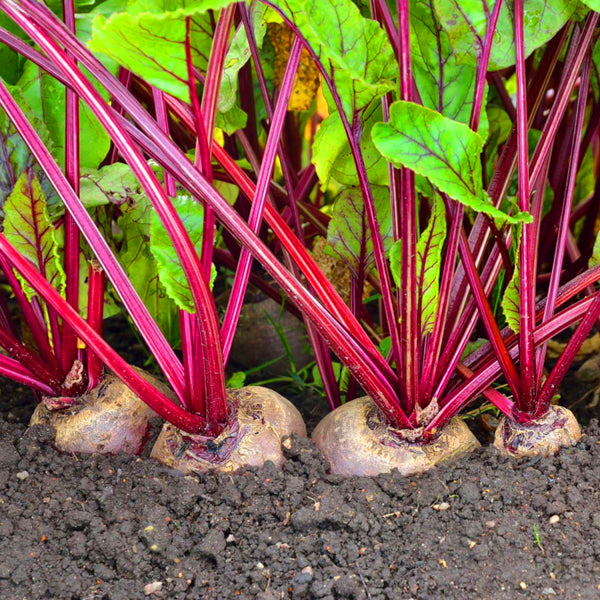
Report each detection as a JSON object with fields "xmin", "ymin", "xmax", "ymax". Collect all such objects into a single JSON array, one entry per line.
[
  {"xmin": 301, "ymin": 566, "xmax": 314, "ymax": 576},
  {"xmin": 293, "ymin": 570, "xmax": 313, "ymax": 584},
  {"xmin": 226, "ymin": 534, "xmax": 236, "ymax": 543},
  {"xmin": 432, "ymin": 502, "xmax": 450, "ymax": 511},
  {"xmin": 16, "ymin": 471, "xmax": 29, "ymax": 481},
  {"xmin": 256, "ymin": 562, "xmax": 265, "ymax": 570},
  {"xmin": 519, "ymin": 582, "xmax": 527, "ymax": 590},
  {"xmin": 144, "ymin": 581, "xmax": 163, "ymax": 595},
  {"xmin": 548, "ymin": 515, "xmax": 560, "ymax": 524},
  {"xmin": 541, "ymin": 588, "xmax": 556, "ymax": 596},
  {"xmin": 485, "ymin": 520, "xmax": 496, "ymax": 528}
]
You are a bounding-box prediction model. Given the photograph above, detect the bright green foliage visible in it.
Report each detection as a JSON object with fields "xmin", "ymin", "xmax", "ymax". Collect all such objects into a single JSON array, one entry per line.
[
  {"xmin": 390, "ymin": 195, "xmax": 446, "ymax": 334},
  {"xmin": 270, "ymin": 0, "xmax": 396, "ymax": 118},
  {"xmin": 81, "ymin": 163, "xmax": 177, "ymax": 334},
  {"xmin": 434, "ymin": 0, "xmax": 576, "ymax": 70},
  {"xmin": 215, "ymin": 104, "xmax": 248, "ymax": 135},
  {"xmin": 79, "ymin": 163, "xmax": 141, "ymax": 208},
  {"xmin": 0, "ymin": 13, "xmax": 25, "ymax": 84},
  {"xmin": 18, "ymin": 63, "xmax": 110, "ymax": 170},
  {"xmin": 501, "ymin": 230, "xmax": 522, "ymax": 333},
  {"xmin": 325, "ymin": 185, "xmax": 393, "ymax": 275},
  {"xmin": 0, "ymin": 88, "xmax": 50, "ymax": 214},
  {"xmin": 371, "ymin": 101, "xmax": 531, "ymax": 224},
  {"xmin": 219, "ymin": 3, "xmax": 266, "ymax": 113},
  {"xmin": 590, "ymin": 230, "xmax": 600, "ymax": 269},
  {"xmin": 578, "ymin": 0, "xmax": 600, "ymax": 12},
  {"xmin": 150, "ymin": 194, "xmax": 216, "ymax": 313},
  {"xmin": 416, "ymin": 194, "xmax": 447, "ymax": 334},
  {"xmin": 89, "ymin": 0, "xmax": 231, "ymax": 103},
  {"xmin": 118, "ymin": 200, "xmax": 180, "ymax": 343},
  {"xmin": 4, "ymin": 171, "xmax": 66, "ymax": 297},
  {"xmin": 411, "ymin": 0, "xmax": 488, "ymax": 137},
  {"xmin": 312, "ymin": 105, "xmax": 389, "ymax": 190}
]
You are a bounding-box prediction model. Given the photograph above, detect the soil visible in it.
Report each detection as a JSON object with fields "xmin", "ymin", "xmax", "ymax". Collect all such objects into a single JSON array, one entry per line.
[{"xmin": 2, "ymin": 325, "xmax": 600, "ymax": 599}]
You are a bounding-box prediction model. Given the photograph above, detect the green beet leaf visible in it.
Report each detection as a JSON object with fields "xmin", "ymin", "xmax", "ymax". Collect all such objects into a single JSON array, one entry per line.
[
  {"xmin": 0, "ymin": 88, "xmax": 50, "ymax": 215},
  {"xmin": 150, "ymin": 194, "xmax": 216, "ymax": 313},
  {"xmin": 80, "ymin": 163, "xmax": 144, "ymax": 209},
  {"xmin": 88, "ymin": 0, "xmax": 232, "ymax": 103},
  {"xmin": 580, "ymin": 0, "xmax": 600, "ymax": 11},
  {"xmin": 119, "ymin": 205, "xmax": 180, "ymax": 345},
  {"xmin": 326, "ymin": 185, "xmax": 392, "ymax": 276},
  {"xmin": 0, "ymin": 13, "xmax": 27, "ymax": 84},
  {"xmin": 390, "ymin": 195, "xmax": 447, "ymax": 335},
  {"xmin": 434, "ymin": 0, "xmax": 575, "ymax": 70},
  {"xmin": 3, "ymin": 170, "xmax": 66, "ymax": 298},
  {"xmin": 590, "ymin": 228, "xmax": 600, "ymax": 270},
  {"xmin": 215, "ymin": 103, "xmax": 248, "ymax": 136},
  {"xmin": 270, "ymin": 0, "xmax": 396, "ymax": 118},
  {"xmin": 501, "ymin": 232, "xmax": 522, "ymax": 334},
  {"xmin": 416, "ymin": 194, "xmax": 447, "ymax": 335},
  {"xmin": 371, "ymin": 101, "xmax": 531, "ymax": 224},
  {"xmin": 312, "ymin": 105, "xmax": 389, "ymax": 190},
  {"xmin": 218, "ymin": 3, "xmax": 266, "ymax": 113},
  {"xmin": 17, "ymin": 62, "xmax": 110, "ymax": 170},
  {"xmin": 411, "ymin": 0, "xmax": 488, "ymax": 137}
]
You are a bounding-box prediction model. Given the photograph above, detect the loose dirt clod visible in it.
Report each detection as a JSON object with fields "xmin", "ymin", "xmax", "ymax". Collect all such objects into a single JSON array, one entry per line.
[{"xmin": 311, "ymin": 396, "xmax": 480, "ymax": 476}]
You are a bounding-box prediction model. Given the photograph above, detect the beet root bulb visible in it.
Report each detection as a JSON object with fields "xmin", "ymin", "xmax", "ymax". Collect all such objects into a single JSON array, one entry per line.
[
  {"xmin": 494, "ymin": 405, "xmax": 581, "ymax": 458},
  {"xmin": 150, "ymin": 386, "xmax": 306, "ymax": 474},
  {"xmin": 312, "ymin": 396, "xmax": 480, "ymax": 477},
  {"xmin": 30, "ymin": 368, "xmax": 170, "ymax": 455}
]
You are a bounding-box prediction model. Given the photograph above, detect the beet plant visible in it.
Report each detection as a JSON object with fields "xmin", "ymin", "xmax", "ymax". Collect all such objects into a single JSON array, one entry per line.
[
  {"xmin": 0, "ymin": 0, "xmax": 307, "ymax": 472},
  {"xmin": 2, "ymin": 0, "xmax": 600, "ymax": 477}
]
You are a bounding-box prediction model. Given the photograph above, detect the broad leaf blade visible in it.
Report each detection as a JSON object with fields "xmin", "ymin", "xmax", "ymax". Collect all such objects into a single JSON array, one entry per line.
[
  {"xmin": 411, "ymin": 0, "xmax": 487, "ymax": 137},
  {"xmin": 325, "ymin": 185, "xmax": 392, "ymax": 276},
  {"xmin": 0, "ymin": 89, "xmax": 46, "ymax": 213},
  {"xmin": 150, "ymin": 195, "xmax": 216, "ymax": 313},
  {"xmin": 434, "ymin": 0, "xmax": 575, "ymax": 70},
  {"xmin": 501, "ymin": 263, "xmax": 520, "ymax": 333},
  {"xmin": 501, "ymin": 229, "xmax": 522, "ymax": 333},
  {"xmin": 80, "ymin": 162, "xmax": 143, "ymax": 208},
  {"xmin": 312, "ymin": 106, "xmax": 389, "ymax": 189},
  {"xmin": 17, "ymin": 62, "xmax": 111, "ymax": 170},
  {"xmin": 3, "ymin": 170, "xmax": 66, "ymax": 295},
  {"xmin": 219, "ymin": 3, "xmax": 266, "ymax": 111},
  {"xmin": 118, "ymin": 206, "xmax": 180, "ymax": 344},
  {"xmin": 417, "ymin": 194, "xmax": 447, "ymax": 335},
  {"xmin": 88, "ymin": 0, "xmax": 232, "ymax": 103},
  {"xmin": 371, "ymin": 101, "xmax": 531, "ymax": 224},
  {"xmin": 270, "ymin": 0, "xmax": 396, "ymax": 117}
]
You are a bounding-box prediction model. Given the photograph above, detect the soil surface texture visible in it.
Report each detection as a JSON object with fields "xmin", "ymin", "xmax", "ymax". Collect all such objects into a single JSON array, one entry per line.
[{"xmin": 2, "ymin": 400, "xmax": 600, "ymax": 600}]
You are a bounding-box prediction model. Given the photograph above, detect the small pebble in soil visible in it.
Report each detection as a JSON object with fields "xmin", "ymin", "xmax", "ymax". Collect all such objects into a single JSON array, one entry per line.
[
  {"xmin": 144, "ymin": 581, "xmax": 163, "ymax": 595},
  {"xmin": 542, "ymin": 588, "xmax": 557, "ymax": 596},
  {"xmin": 15, "ymin": 470, "xmax": 28, "ymax": 480},
  {"xmin": 549, "ymin": 515, "xmax": 560, "ymax": 524},
  {"xmin": 432, "ymin": 502, "xmax": 450, "ymax": 511}
]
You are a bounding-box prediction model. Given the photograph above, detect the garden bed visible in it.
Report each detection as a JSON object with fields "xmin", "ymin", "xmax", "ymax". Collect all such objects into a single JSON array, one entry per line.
[{"xmin": 1, "ymin": 374, "xmax": 600, "ymax": 600}]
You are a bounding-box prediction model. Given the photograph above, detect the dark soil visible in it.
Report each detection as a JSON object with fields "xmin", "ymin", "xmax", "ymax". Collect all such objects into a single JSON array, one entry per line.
[{"xmin": 3, "ymin": 326, "xmax": 600, "ymax": 599}]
